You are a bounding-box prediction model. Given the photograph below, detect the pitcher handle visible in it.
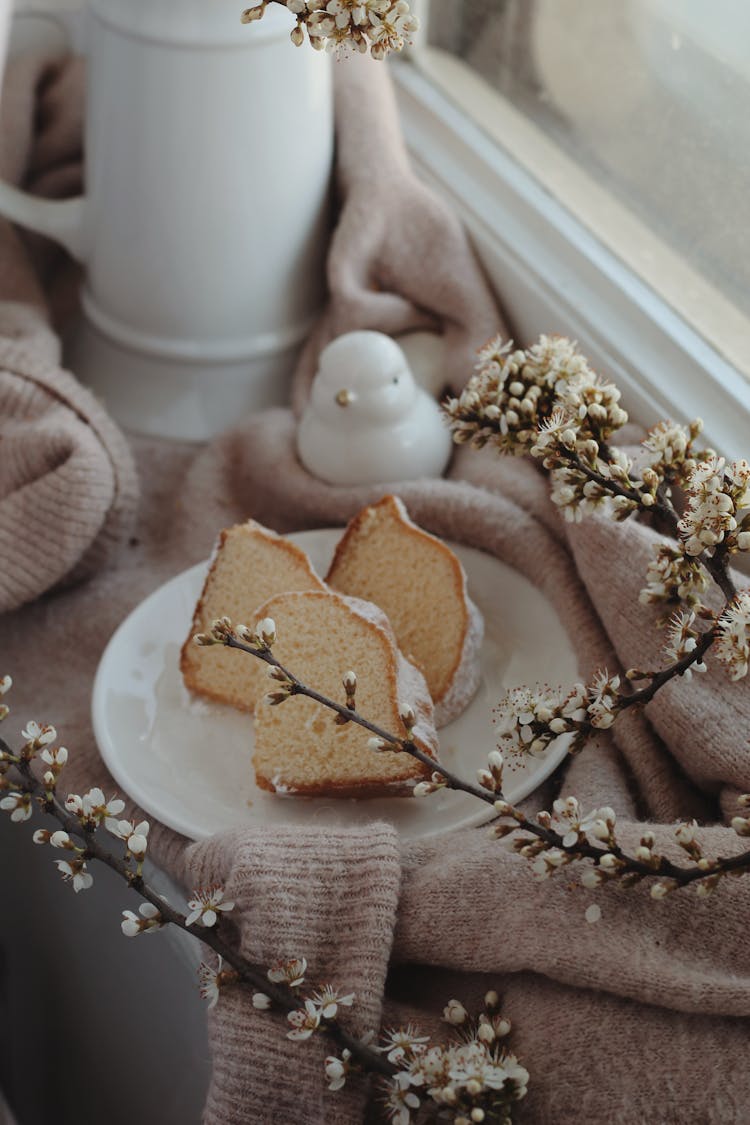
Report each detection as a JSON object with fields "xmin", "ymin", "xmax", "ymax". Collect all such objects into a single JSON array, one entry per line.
[
  {"xmin": 0, "ymin": 7, "xmax": 87, "ymax": 262},
  {"xmin": 0, "ymin": 184, "xmax": 85, "ymax": 261}
]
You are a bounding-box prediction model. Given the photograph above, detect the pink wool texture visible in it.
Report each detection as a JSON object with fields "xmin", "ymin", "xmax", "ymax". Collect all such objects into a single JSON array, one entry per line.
[{"xmin": 1, "ymin": 49, "xmax": 750, "ymax": 1125}]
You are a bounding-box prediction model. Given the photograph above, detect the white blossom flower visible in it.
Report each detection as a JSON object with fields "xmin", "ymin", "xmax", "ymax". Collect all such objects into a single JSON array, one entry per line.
[
  {"xmin": 444, "ymin": 1039, "xmax": 526, "ymax": 1094},
  {"xmin": 40, "ymin": 745, "xmax": 68, "ymax": 768},
  {"xmin": 325, "ymin": 1049, "xmax": 351, "ymax": 1091},
  {"xmin": 380, "ymin": 1025, "xmax": 430, "ymax": 1063},
  {"xmin": 714, "ymin": 591, "xmax": 750, "ymax": 681},
  {"xmin": 383, "ymin": 1072, "xmax": 420, "ymax": 1124},
  {"xmin": 407, "ymin": 1044, "xmax": 450, "ymax": 1093},
  {"xmin": 21, "ymin": 721, "xmax": 56, "ymax": 748},
  {"xmin": 728, "ymin": 458, "xmax": 750, "ymax": 508},
  {"xmin": 310, "ymin": 984, "xmax": 355, "ymax": 1019},
  {"xmin": 494, "ymin": 684, "xmax": 575, "ymax": 758},
  {"xmin": 33, "ymin": 829, "xmax": 51, "ymax": 845},
  {"xmin": 0, "ymin": 792, "xmax": 32, "ymax": 822},
  {"xmin": 327, "ymin": 0, "xmax": 369, "ymax": 28},
  {"xmin": 531, "ymin": 848, "xmax": 570, "ymax": 880},
  {"xmin": 368, "ymin": 2, "xmax": 418, "ymax": 57},
  {"xmin": 287, "ymin": 998, "xmax": 321, "ymax": 1040},
  {"xmin": 586, "ymin": 670, "xmax": 621, "ymax": 729},
  {"xmin": 65, "ymin": 793, "xmax": 83, "ymax": 815},
  {"xmin": 0, "ymin": 675, "xmax": 12, "ymax": 695},
  {"xmin": 186, "ymin": 885, "xmax": 235, "ymax": 928},
  {"xmin": 55, "ymin": 857, "xmax": 93, "ymax": 892},
  {"xmin": 642, "ymin": 419, "xmax": 692, "ymax": 469},
  {"xmin": 678, "ymin": 455, "xmax": 738, "ymax": 556},
  {"xmin": 81, "ymin": 787, "xmax": 126, "ymax": 823},
  {"xmin": 267, "ymin": 957, "xmax": 307, "ymax": 987},
  {"xmin": 663, "ymin": 611, "xmax": 706, "ymax": 678},
  {"xmin": 50, "ymin": 830, "xmax": 72, "ymax": 849},
  {"xmin": 551, "ymin": 796, "xmax": 615, "ymax": 847},
  {"xmin": 531, "ymin": 406, "xmax": 580, "ymax": 458},
  {"xmin": 108, "ymin": 818, "xmax": 151, "ymax": 861},
  {"xmin": 252, "ymin": 993, "xmax": 272, "ymax": 1010},
  {"xmin": 197, "ymin": 955, "xmax": 238, "ymax": 1010},
  {"xmin": 121, "ymin": 902, "xmax": 163, "ymax": 936},
  {"xmin": 640, "ymin": 544, "xmax": 709, "ymax": 608}
]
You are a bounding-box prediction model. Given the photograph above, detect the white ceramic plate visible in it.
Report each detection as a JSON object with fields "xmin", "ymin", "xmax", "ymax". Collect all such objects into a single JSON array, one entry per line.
[{"xmin": 92, "ymin": 530, "xmax": 578, "ymax": 842}]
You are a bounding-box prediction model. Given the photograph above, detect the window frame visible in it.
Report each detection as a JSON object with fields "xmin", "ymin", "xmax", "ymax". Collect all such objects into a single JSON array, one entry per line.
[{"xmin": 392, "ymin": 52, "xmax": 750, "ymax": 460}]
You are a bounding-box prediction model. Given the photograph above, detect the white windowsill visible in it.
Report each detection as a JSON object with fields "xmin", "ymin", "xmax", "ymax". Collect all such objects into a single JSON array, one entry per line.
[{"xmin": 392, "ymin": 53, "xmax": 750, "ymax": 460}]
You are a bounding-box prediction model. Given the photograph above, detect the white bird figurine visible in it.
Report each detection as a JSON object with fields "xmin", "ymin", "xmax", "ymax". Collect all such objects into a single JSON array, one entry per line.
[{"xmin": 297, "ymin": 330, "xmax": 453, "ymax": 486}]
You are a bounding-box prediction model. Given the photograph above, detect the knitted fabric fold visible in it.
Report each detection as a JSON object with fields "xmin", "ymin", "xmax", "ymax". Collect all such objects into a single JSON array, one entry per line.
[
  {"xmin": 173, "ymin": 824, "xmax": 402, "ymax": 1125},
  {"xmin": 289, "ymin": 54, "xmax": 504, "ymax": 415},
  {"xmin": 0, "ymin": 55, "xmax": 137, "ymax": 611}
]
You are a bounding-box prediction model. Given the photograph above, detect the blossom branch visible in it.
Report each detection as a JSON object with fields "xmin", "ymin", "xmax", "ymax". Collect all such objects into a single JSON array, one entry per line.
[
  {"xmin": 224, "ymin": 631, "xmax": 494, "ymax": 806},
  {"xmin": 0, "ymin": 707, "xmax": 397, "ymax": 1081},
  {"xmin": 1, "ymin": 688, "xmax": 530, "ymax": 1120},
  {"xmin": 204, "ymin": 621, "xmax": 750, "ymax": 901},
  {"xmin": 241, "ymin": 0, "xmax": 419, "ymax": 59}
]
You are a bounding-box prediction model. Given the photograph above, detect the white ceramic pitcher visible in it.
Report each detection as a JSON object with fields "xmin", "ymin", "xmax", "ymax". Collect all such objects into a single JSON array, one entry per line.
[{"xmin": 0, "ymin": 0, "xmax": 333, "ymax": 438}]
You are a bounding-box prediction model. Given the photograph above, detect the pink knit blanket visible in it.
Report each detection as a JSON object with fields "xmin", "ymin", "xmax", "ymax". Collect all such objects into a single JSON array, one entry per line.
[{"xmin": 1, "ymin": 48, "xmax": 749, "ymax": 1125}]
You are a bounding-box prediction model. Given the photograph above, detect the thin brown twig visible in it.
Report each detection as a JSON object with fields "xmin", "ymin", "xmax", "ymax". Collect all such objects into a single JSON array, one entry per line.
[
  {"xmin": 3, "ymin": 750, "xmax": 394, "ymax": 1077},
  {"xmin": 223, "ymin": 635, "xmax": 750, "ymax": 890}
]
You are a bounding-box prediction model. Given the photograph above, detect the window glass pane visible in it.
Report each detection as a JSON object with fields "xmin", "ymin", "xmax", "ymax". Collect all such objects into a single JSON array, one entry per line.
[{"xmin": 425, "ymin": 0, "xmax": 750, "ymax": 318}]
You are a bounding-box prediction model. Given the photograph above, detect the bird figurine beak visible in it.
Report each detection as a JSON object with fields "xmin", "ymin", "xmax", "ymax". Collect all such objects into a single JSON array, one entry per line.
[{"xmin": 335, "ymin": 388, "xmax": 355, "ymax": 407}]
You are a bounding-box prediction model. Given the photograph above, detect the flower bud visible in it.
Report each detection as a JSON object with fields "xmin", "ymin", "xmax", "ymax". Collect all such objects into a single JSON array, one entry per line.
[
  {"xmin": 443, "ymin": 999, "xmax": 468, "ymax": 1025},
  {"xmin": 343, "ymin": 671, "xmax": 357, "ymax": 695},
  {"xmin": 193, "ymin": 632, "xmax": 217, "ymax": 647},
  {"xmin": 477, "ymin": 769, "xmax": 495, "ymax": 792},
  {"xmin": 256, "ymin": 618, "xmax": 277, "ymax": 647},
  {"xmin": 265, "ymin": 689, "xmax": 292, "ymax": 706},
  {"xmin": 128, "ymin": 832, "xmax": 148, "ymax": 860}
]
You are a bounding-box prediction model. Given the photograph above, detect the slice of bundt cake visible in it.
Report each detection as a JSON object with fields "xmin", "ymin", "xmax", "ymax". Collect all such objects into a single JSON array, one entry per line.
[
  {"xmin": 181, "ymin": 521, "xmax": 325, "ymax": 711},
  {"xmin": 252, "ymin": 589, "xmax": 439, "ymax": 797},
  {"xmin": 325, "ymin": 495, "xmax": 484, "ymax": 727}
]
